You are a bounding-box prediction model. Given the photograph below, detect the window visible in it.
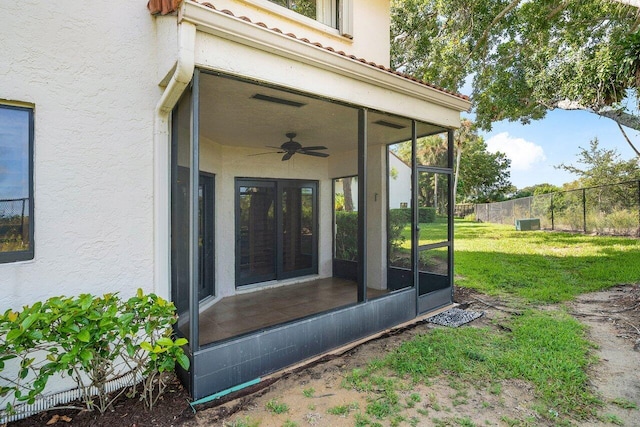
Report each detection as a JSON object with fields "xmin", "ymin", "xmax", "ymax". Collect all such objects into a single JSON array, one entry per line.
[
  {"xmin": 0, "ymin": 104, "xmax": 34, "ymax": 262},
  {"xmin": 267, "ymin": 0, "xmax": 340, "ymax": 30}
]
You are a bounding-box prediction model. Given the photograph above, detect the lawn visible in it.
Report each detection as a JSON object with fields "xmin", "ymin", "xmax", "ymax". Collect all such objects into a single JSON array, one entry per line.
[
  {"xmin": 453, "ymin": 220, "xmax": 640, "ymax": 303},
  {"xmin": 344, "ymin": 220, "xmax": 640, "ymax": 424}
]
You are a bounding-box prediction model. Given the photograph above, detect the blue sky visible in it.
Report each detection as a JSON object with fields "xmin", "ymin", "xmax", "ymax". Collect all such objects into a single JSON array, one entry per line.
[{"xmin": 464, "ymin": 110, "xmax": 640, "ymax": 190}]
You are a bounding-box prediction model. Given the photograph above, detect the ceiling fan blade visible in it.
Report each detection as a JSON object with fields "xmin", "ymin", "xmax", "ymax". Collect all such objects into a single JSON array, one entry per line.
[
  {"xmin": 299, "ymin": 146, "xmax": 327, "ymax": 151},
  {"xmin": 282, "ymin": 152, "xmax": 294, "ymax": 161},
  {"xmin": 299, "ymin": 151, "xmax": 329, "ymax": 158},
  {"xmin": 248, "ymin": 150, "xmax": 286, "ymax": 157}
]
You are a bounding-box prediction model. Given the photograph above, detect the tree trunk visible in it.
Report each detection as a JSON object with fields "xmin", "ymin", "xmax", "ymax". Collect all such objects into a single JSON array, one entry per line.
[
  {"xmin": 453, "ymin": 144, "xmax": 462, "ymax": 203},
  {"xmin": 343, "ymin": 177, "xmax": 354, "ymax": 212}
]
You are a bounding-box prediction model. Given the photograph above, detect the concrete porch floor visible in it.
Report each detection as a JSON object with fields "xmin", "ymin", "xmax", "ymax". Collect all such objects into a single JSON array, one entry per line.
[{"xmin": 182, "ymin": 277, "xmax": 389, "ymax": 346}]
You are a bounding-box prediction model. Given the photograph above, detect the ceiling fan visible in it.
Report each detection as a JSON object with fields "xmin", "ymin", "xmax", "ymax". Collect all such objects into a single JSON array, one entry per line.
[{"xmin": 263, "ymin": 133, "xmax": 329, "ymax": 161}]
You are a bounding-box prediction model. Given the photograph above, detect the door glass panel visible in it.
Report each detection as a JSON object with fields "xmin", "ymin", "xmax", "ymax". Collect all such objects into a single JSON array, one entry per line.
[
  {"xmin": 387, "ymin": 141, "xmax": 413, "ymax": 291},
  {"xmin": 416, "ymin": 129, "xmax": 448, "ymax": 168},
  {"xmin": 198, "ymin": 174, "xmax": 215, "ymax": 300},
  {"xmin": 238, "ymin": 183, "xmax": 276, "ymax": 285},
  {"xmin": 170, "ymin": 89, "xmax": 192, "ymax": 316},
  {"xmin": 282, "ymin": 185, "xmax": 314, "ymax": 273},
  {"xmin": 418, "ymin": 246, "xmax": 450, "ymax": 296},
  {"xmin": 333, "ymin": 176, "xmax": 358, "ymax": 262},
  {"xmin": 417, "ymin": 171, "xmax": 449, "ymax": 245}
]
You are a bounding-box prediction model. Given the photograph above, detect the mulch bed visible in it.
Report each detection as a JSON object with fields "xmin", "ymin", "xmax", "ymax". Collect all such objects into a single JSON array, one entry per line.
[{"xmin": 8, "ymin": 376, "xmax": 195, "ymax": 427}]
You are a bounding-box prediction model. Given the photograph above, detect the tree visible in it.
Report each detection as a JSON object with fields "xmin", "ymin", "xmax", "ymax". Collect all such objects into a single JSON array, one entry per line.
[
  {"xmin": 453, "ymin": 119, "xmax": 478, "ymax": 203},
  {"xmin": 393, "ymin": 127, "xmax": 513, "ymax": 203},
  {"xmin": 556, "ymin": 138, "xmax": 640, "ymax": 187},
  {"xmin": 457, "ymin": 138, "xmax": 513, "ymax": 202},
  {"xmin": 391, "ymin": 0, "xmax": 640, "ymax": 154},
  {"xmin": 510, "ymin": 183, "xmax": 561, "ymax": 199}
]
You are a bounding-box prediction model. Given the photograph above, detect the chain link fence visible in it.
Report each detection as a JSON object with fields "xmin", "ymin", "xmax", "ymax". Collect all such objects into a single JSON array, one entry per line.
[
  {"xmin": 474, "ymin": 180, "xmax": 640, "ymax": 237},
  {"xmin": 0, "ymin": 198, "xmax": 30, "ymax": 250}
]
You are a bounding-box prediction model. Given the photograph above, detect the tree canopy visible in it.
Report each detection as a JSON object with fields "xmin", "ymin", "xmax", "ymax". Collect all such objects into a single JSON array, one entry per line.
[
  {"xmin": 391, "ymin": 0, "xmax": 640, "ymax": 143},
  {"xmin": 556, "ymin": 138, "xmax": 640, "ymax": 187}
]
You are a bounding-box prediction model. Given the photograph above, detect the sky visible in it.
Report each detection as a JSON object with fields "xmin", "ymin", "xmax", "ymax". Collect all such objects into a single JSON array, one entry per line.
[{"xmin": 462, "ymin": 109, "xmax": 640, "ymax": 190}]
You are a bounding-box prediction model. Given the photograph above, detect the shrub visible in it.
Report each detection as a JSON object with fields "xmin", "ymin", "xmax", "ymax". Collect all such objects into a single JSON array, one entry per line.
[
  {"xmin": 593, "ymin": 209, "xmax": 638, "ymax": 235},
  {"xmin": 419, "ymin": 207, "xmax": 436, "ymax": 223},
  {"xmin": 0, "ymin": 289, "xmax": 189, "ymax": 418},
  {"xmin": 335, "ymin": 211, "xmax": 358, "ymax": 261},
  {"xmin": 388, "ymin": 209, "xmax": 409, "ymax": 259}
]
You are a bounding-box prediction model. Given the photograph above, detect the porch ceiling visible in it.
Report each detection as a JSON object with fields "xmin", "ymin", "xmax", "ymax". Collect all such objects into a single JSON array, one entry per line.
[{"xmin": 198, "ymin": 72, "xmax": 447, "ymax": 153}]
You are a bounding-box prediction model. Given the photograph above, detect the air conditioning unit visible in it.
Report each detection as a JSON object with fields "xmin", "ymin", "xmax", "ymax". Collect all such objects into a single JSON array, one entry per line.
[{"xmin": 515, "ymin": 218, "xmax": 541, "ymax": 231}]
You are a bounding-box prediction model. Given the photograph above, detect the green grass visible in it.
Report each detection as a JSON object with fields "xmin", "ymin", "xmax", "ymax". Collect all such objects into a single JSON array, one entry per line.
[
  {"xmin": 454, "ymin": 220, "xmax": 640, "ymax": 303},
  {"xmin": 327, "ymin": 402, "xmax": 359, "ymax": 416},
  {"xmin": 395, "ymin": 220, "xmax": 640, "ymax": 302},
  {"xmin": 265, "ymin": 399, "xmax": 289, "ymax": 414},
  {"xmin": 224, "ymin": 417, "xmax": 260, "ymax": 427},
  {"xmin": 611, "ymin": 397, "xmax": 638, "ymax": 409},
  {"xmin": 344, "ymin": 309, "xmax": 600, "ymax": 422}
]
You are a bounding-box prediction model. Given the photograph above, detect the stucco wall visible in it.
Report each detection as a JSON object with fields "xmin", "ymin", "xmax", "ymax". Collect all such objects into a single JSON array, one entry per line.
[
  {"xmin": 389, "ymin": 152, "xmax": 412, "ymax": 209},
  {"xmin": 194, "ymin": 0, "xmax": 391, "ymax": 66},
  {"xmin": 199, "ymin": 137, "xmax": 335, "ymax": 298},
  {"xmin": 0, "ymin": 2, "xmax": 162, "ymax": 308}
]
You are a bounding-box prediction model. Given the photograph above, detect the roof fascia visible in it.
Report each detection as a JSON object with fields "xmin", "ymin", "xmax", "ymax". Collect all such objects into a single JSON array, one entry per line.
[{"xmin": 179, "ymin": 1, "xmax": 471, "ymax": 113}]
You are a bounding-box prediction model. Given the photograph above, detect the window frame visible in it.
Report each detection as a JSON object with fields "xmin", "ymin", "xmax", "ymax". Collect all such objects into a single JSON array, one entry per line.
[
  {"xmin": 250, "ymin": 0, "xmax": 353, "ymax": 37},
  {"xmin": 0, "ymin": 103, "xmax": 34, "ymax": 263}
]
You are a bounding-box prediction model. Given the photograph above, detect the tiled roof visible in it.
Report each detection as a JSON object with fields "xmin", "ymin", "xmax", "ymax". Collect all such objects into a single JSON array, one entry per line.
[
  {"xmin": 148, "ymin": 0, "xmax": 182, "ymax": 15},
  {"xmin": 147, "ymin": 0, "xmax": 470, "ymax": 102}
]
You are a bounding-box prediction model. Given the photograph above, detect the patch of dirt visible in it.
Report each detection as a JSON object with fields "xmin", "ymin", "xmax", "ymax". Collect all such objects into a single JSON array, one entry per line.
[
  {"xmin": 9, "ymin": 286, "xmax": 639, "ymax": 426},
  {"xmin": 567, "ymin": 284, "xmax": 640, "ymax": 427}
]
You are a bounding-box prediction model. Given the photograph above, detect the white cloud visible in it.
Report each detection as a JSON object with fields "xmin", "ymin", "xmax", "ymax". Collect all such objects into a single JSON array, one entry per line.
[{"xmin": 485, "ymin": 132, "xmax": 546, "ymax": 171}]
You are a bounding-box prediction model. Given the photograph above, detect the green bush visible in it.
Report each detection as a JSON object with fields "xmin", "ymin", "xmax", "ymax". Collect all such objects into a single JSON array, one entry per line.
[
  {"xmin": 593, "ymin": 209, "xmax": 638, "ymax": 235},
  {"xmin": 388, "ymin": 207, "xmax": 436, "ymax": 224},
  {"xmin": 419, "ymin": 207, "xmax": 436, "ymax": 223},
  {"xmin": 0, "ymin": 289, "xmax": 189, "ymax": 417},
  {"xmin": 335, "ymin": 211, "xmax": 358, "ymax": 261},
  {"xmin": 388, "ymin": 209, "xmax": 409, "ymax": 256}
]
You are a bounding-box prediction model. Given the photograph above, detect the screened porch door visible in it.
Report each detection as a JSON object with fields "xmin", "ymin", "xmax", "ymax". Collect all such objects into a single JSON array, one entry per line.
[
  {"xmin": 236, "ymin": 179, "xmax": 318, "ymax": 287},
  {"xmin": 415, "ymin": 166, "xmax": 453, "ymax": 314}
]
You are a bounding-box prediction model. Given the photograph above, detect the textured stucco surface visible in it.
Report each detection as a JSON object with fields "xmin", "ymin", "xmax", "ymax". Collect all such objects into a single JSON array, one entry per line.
[
  {"xmin": 0, "ymin": 0, "xmax": 404, "ymax": 310},
  {"xmin": 0, "ymin": 1, "xmax": 162, "ymax": 308},
  {"xmin": 194, "ymin": 0, "xmax": 391, "ymax": 67}
]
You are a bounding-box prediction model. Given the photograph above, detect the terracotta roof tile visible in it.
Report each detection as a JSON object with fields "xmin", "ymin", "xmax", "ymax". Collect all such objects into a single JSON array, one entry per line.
[
  {"xmin": 159, "ymin": 1, "xmax": 469, "ymax": 102},
  {"xmin": 147, "ymin": 0, "xmax": 182, "ymax": 15}
]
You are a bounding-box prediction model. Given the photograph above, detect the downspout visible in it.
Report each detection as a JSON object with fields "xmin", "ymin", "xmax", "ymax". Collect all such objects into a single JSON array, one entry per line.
[{"xmin": 154, "ymin": 21, "xmax": 196, "ymax": 300}]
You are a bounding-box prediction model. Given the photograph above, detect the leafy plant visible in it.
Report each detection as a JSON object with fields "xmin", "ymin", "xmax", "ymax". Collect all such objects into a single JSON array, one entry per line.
[{"xmin": 0, "ymin": 289, "xmax": 189, "ymax": 418}]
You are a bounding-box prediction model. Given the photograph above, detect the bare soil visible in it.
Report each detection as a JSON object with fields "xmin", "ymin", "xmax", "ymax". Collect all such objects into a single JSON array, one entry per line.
[{"xmin": 10, "ymin": 285, "xmax": 640, "ymax": 426}]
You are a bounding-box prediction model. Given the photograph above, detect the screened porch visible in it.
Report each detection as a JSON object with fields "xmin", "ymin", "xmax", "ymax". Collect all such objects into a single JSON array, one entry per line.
[{"xmin": 170, "ymin": 70, "xmax": 457, "ymax": 398}]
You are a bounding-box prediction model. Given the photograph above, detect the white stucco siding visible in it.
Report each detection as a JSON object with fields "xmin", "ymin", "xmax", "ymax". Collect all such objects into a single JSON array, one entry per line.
[
  {"xmin": 0, "ymin": 2, "xmax": 161, "ymax": 308},
  {"xmin": 388, "ymin": 153, "xmax": 412, "ymax": 209}
]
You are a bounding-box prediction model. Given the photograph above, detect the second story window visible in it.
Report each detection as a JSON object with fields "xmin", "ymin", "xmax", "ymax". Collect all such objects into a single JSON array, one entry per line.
[
  {"xmin": 268, "ymin": 0, "xmax": 338, "ymax": 29},
  {"xmin": 0, "ymin": 104, "xmax": 34, "ymax": 263}
]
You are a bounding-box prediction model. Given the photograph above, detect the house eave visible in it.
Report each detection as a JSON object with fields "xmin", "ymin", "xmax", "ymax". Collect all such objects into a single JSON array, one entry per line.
[{"xmin": 178, "ymin": 1, "xmax": 471, "ymax": 115}]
